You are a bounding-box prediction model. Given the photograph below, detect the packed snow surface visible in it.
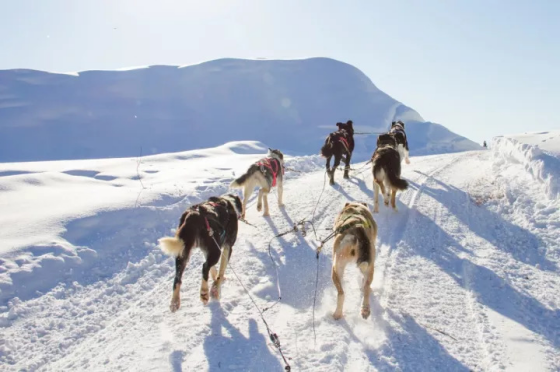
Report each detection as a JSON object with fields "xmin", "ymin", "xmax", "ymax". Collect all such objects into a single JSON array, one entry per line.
[
  {"xmin": 1, "ymin": 143, "xmax": 559, "ymax": 371},
  {"xmin": 0, "ymin": 58, "xmax": 480, "ymax": 162}
]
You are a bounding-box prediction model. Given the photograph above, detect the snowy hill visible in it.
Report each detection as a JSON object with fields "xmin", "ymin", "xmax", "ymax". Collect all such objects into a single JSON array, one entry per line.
[
  {"xmin": 1, "ymin": 142, "xmax": 559, "ymax": 371},
  {"xmin": 0, "ymin": 58, "xmax": 479, "ymax": 162}
]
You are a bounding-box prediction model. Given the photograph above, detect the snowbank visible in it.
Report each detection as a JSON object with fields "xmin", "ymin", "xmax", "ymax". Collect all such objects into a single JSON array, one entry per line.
[{"xmin": 492, "ymin": 135, "xmax": 560, "ymax": 199}]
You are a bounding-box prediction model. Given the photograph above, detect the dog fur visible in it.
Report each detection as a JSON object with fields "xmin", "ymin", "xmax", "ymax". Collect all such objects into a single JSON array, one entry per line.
[
  {"xmin": 320, "ymin": 120, "xmax": 355, "ymax": 185},
  {"xmin": 230, "ymin": 148, "xmax": 285, "ymax": 218},
  {"xmin": 331, "ymin": 202, "xmax": 377, "ymax": 320},
  {"xmin": 158, "ymin": 193, "xmax": 242, "ymax": 312},
  {"xmin": 389, "ymin": 120, "xmax": 410, "ymax": 164},
  {"xmin": 371, "ymin": 139, "xmax": 409, "ymax": 213}
]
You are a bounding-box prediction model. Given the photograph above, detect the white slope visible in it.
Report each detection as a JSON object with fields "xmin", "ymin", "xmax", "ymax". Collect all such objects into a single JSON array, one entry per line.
[
  {"xmin": 0, "ymin": 58, "xmax": 480, "ymax": 163},
  {"xmin": 1, "ymin": 146, "xmax": 559, "ymax": 371}
]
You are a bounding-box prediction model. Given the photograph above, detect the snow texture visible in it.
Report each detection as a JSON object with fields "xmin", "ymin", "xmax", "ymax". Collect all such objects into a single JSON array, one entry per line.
[
  {"xmin": 0, "ymin": 58, "xmax": 480, "ymax": 162},
  {"xmin": 493, "ymin": 133, "xmax": 560, "ymax": 199},
  {"xmin": 1, "ymin": 141, "xmax": 559, "ymax": 371}
]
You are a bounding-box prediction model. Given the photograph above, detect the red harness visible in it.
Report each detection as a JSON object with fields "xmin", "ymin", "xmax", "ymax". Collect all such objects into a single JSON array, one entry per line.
[
  {"xmin": 257, "ymin": 157, "xmax": 283, "ymax": 187},
  {"xmin": 339, "ymin": 137, "xmax": 350, "ymax": 152}
]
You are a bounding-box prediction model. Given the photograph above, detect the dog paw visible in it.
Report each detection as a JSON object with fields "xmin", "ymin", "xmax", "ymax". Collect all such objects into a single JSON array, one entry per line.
[
  {"xmin": 361, "ymin": 306, "xmax": 371, "ymax": 319},
  {"xmin": 278, "ymin": 203, "xmax": 285, "ymax": 208},
  {"xmin": 393, "ymin": 207, "xmax": 399, "ymax": 212},
  {"xmin": 210, "ymin": 284, "xmax": 220, "ymax": 300},
  {"xmin": 373, "ymin": 206, "xmax": 379, "ymax": 213},
  {"xmin": 384, "ymin": 200, "xmax": 389, "ymax": 206},
  {"xmin": 170, "ymin": 299, "xmax": 180, "ymax": 312},
  {"xmin": 406, "ymin": 159, "xmax": 411, "ymax": 164},
  {"xmin": 256, "ymin": 204, "xmax": 262, "ymax": 212},
  {"xmin": 200, "ymin": 291, "xmax": 209, "ymax": 305},
  {"xmin": 263, "ymin": 211, "xmax": 270, "ymax": 217},
  {"xmin": 333, "ymin": 311, "xmax": 343, "ymax": 320}
]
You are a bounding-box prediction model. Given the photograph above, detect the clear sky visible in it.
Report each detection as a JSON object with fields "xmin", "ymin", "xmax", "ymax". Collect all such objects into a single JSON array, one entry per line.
[{"xmin": 1, "ymin": 0, "xmax": 559, "ymax": 143}]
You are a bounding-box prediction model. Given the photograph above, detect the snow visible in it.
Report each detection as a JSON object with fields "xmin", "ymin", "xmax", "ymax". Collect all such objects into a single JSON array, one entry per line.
[
  {"xmin": 492, "ymin": 132, "xmax": 560, "ymax": 199},
  {"xmin": 0, "ymin": 58, "xmax": 480, "ymax": 163},
  {"xmin": 1, "ymin": 142, "xmax": 559, "ymax": 371}
]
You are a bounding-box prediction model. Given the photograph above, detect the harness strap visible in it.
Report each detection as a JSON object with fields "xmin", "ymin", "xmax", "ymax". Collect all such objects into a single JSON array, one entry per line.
[{"xmin": 257, "ymin": 157, "xmax": 283, "ymax": 187}]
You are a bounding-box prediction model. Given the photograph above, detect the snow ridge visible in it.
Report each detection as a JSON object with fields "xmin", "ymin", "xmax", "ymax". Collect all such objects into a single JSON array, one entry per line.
[{"xmin": 492, "ymin": 136, "xmax": 560, "ymax": 199}]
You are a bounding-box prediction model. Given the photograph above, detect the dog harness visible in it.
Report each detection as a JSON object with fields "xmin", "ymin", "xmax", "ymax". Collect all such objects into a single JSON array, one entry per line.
[
  {"xmin": 257, "ymin": 157, "xmax": 283, "ymax": 187},
  {"xmin": 192, "ymin": 202, "xmax": 229, "ymax": 244}
]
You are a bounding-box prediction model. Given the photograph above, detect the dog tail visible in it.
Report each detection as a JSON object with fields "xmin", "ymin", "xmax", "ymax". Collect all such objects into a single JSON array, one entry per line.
[
  {"xmin": 230, "ymin": 173, "xmax": 249, "ymax": 188},
  {"xmin": 230, "ymin": 164, "xmax": 258, "ymax": 188},
  {"xmin": 386, "ymin": 168, "xmax": 408, "ymax": 190},
  {"xmin": 158, "ymin": 213, "xmax": 199, "ymax": 258},
  {"xmin": 158, "ymin": 237, "xmax": 185, "ymax": 257},
  {"xmin": 320, "ymin": 137, "xmax": 334, "ymax": 158}
]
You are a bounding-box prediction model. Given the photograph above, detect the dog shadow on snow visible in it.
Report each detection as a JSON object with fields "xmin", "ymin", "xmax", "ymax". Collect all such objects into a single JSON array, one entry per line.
[
  {"xmin": 341, "ymin": 299, "xmax": 471, "ymax": 371},
  {"xmin": 420, "ymin": 174, "xmax": 556, "ymax": 272},
  {"xmin": 201, "ymin": 302, "xmax": 282, "ymax": 372},
  {"xmin": 400, "ymin": 196, "xmax": 560, "ymax": 350}
]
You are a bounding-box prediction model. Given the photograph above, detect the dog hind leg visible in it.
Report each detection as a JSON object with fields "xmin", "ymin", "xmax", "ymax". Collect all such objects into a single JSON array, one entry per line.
[
  {"xmin": 330, "ymin": 154, "xmax": 342, "ymax": 186},
  {"xmin": 373, "ymin": 179, "xmax": 381, "ymax": 213},
  {"xmin": 359, "ymin": 262, "xmax": 374, "ymax": 319},
  {"xmin": 391, "ymin": 188, "xmax": 398, "ymax": 211},
  {"xmin": 170, "ymin": 254, "xmax": 189, "ymax": 312},
  {"xmin": 200, "ymin": 241, "xmax": 221, "ymax": 305},
  {"xmin": 241, "ymin": 185, "xmax": 252, "ymax": 219},
  {"xmin": 257, "ymin": 189, "xmax": 263, "ymax": 212},
  {"xmin": 332, "ymin": 234, "xmax": 348, "ymax": 320},
  {"xmin": 277, "ymin": 178, "xmax": 284, "ymax": 208},
  {"xmin": 343, "ymin": 152, "xmax": 352, "ymax": 179},
  {"xmin": 262, "ymin": 190, "xmax": 270, "ymax": 216},
  {"xmin": 211, "ymin": 245, "xmax": 230, "ymax": 300}
]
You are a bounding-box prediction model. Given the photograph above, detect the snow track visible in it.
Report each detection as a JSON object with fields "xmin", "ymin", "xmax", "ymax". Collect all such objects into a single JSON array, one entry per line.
[{"xmin": 1, "ymin": 150, "xmax": 559, "ymax": 371}]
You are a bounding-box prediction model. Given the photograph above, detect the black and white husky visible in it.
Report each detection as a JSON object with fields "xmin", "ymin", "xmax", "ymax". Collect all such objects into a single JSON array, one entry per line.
[
  {"xmin": 158, "ymin": 194, "xmax": 243, "ymax": 312},
  {"xmin": 389, "ymin": 121, "xmax": 410, "ymax": 164},
  {"xmin": 230, "ymin": 148, "xmax": 285, "ymax": 218},
  {"xmin": 371, "ymin": 136, "xmax": 409, "ymax": 212}
]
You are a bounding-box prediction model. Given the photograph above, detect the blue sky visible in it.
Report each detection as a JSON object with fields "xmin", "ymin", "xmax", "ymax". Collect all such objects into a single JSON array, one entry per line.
[{"xmin": 1, "ymin": 0, "xmax": 558, "ymax": 143}]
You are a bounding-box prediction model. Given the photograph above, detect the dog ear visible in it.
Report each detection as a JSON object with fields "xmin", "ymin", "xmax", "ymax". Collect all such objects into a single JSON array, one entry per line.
[
  {"xmin": 346, "ymin": 120, "xmax": 353, "ymax": 126},
  {"xmin": 344, "ymin": 202, "xmax": 350, "ymax": 207},
  {"xmin": 360, "ymin": 202, "xmax": 368, "ymax": 207}
]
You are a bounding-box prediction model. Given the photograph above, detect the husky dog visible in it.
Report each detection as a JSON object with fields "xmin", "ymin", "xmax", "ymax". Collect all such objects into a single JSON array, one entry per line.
[
  {"xmin": 331, "ymin": 202, "xmax": 378, "ymax": 320},
  {"xmin": 320, "ymin": 120, "xmax": 355, "ymax": 185},
  {"xmin": 230, "ymin": 148, "xmax": 285, "ymax": 219},
  {"xmin": 371, "ymin": 138, "xmax": 409, "ymax": 213},
  {"xmin": 389, "ymin": 120, "xmax": 410, "ymax": 164},
  {"xmin": 158, "ymin": 194, "xmax": 242, "ymax": 312}
]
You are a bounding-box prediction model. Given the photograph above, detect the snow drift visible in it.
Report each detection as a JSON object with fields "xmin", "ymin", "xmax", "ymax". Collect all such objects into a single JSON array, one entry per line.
[
  {"xmin": 0, "ymin": 58, "xmax": 479, "ymax": 162},
  {"xmin": 492, "ymin": 134, "xmax": 560, "ymax": 199}
]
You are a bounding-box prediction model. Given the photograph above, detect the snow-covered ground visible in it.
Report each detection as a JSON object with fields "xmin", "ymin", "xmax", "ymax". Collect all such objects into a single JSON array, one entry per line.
[{"xmin": 1, "ymin": 142, "xmax": 559, "ymax": 371}]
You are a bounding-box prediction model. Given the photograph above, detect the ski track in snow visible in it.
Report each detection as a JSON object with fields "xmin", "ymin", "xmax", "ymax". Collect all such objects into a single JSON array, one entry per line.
[{"xmin": 1, "ymin": 150, "xmax": 560, "ymax": 371}]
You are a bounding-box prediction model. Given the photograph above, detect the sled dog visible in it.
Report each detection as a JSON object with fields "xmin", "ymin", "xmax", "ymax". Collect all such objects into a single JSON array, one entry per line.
[
  {"xmin": 158, "ymin": 194, "xmax": 242, "ymax": 312},
  {"xmin": 371, "ymin": 137, "xmax": 409, "ymax": 212},
  {"xmin": 389, "ymin": 120, "xmax": 410, "ymax": 164},
  {"xmin": 331, "ymin": 202, "xmax": 378, "ymax": 320},
  {"xmin": 230, "ymin": 148, "xmax": 284, "ymax": 218},
  {"xmin": 320, "ymin": 120, "xmax": 355, "ymax": 185}
]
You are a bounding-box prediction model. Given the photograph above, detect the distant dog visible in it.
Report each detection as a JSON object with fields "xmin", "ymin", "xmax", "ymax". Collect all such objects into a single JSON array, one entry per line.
[
  {"xmin": 389, "ymin": 121, "xmax": 410, "ymax": 164},
  {"xmin": 230, "ymin": 148, "xmax": 284, "ymax": 218},
  {"xmin": 371, "ymin": 137, "xmax": 409, "ymax": 213},
  {"xmin": 158, "ymin": 194, "xmax": 242, "ymax": 312},
  {"xmin": 331, "ymin": 202, "xmax": 377, "ymax": 320},
  {"xmin": 320, "ymin": 120, "xmax": 355, "ymax": 185}
]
